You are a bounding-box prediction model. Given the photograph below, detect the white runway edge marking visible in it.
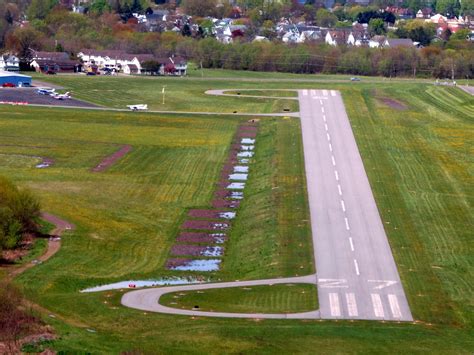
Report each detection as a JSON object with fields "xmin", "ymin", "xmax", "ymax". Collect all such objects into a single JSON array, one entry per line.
[
  {"xmin": 371, "ymin": 294, "xmax": 385, "ymax": 318},
  {"xmin": 331, "ymin": 90, "xmax": 337, "ymax": 97},
  {"xmin": 329, "ymin": 143, "xmax": 333, "ymax": 152},
  {"xmin": 353, "ymin": 259, "xmax": 360, "ymax": 275},
  {"xmin": 344, "ymin": 217, "xmax": 350, "ymax": 230},
  {"xmin": 334, "ymin": 170, "xmax": 339, "ymax": 181},
  {"xmin": 346, "ymin": 293, "xmax": 358, "ymax": 317},
  {"xmin": 340, "ymin": 199, "xmax": 346, "ymax": 211},
  {"xmin": 332, "ymin": 155, "xmax": 336, "ymax": 166},
  {"xmin": 303, "ymin": 89, "xmax": 308, "ymax": 96},
  {"xmin": 349, "ymin": 237, "xmax": 355, "ymax": 251},
  {"xmin": 323, "ymin": 89, "xmax": 328, "ymax": 96},
  {"xmin": 337, "ymin": 184, "xmax": 342, "ymax": 195},
  {"xmin": 327, "ymin": 133, "xmax": 331, "ymax": 141},
  {"xmin": 388, "ymin": 294, "xmax": 402, "ymax": 318},
  {"xmin": 329, "ymin": 293, "xmax": 341, "ymax": 316}
]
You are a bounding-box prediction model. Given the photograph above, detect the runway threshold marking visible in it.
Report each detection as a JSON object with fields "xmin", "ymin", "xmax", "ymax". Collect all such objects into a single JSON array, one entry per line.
[
  {"xmin": 388, "ymin": 294, "xmax": 402, "ymax": 319},
  {"xmin": 303, "ymin": 90, "xmax": 308, "ymax": 96},
  {"xmin": 346, "ymin": 293, "xmax": 358, "ymax": 317},
  {"xmin": 329, "ymin": 293, "xmax": 341, "ymax": 316},
  {"xmin": 331, "ymin": 90, "xmax": 337, "ymax": 96},
  {"xmin": 371, "ymin": 294, "xmax": 385, "ymax": 318},
  {"xmin": 323, "ymin": 89, "xmax": 328, "ymax": 96}
]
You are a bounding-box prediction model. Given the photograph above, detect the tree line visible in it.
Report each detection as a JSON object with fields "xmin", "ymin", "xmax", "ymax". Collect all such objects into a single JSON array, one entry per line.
[{"xmin": 178, "ymin": 37, "xmax": 473, "ymax": 79}]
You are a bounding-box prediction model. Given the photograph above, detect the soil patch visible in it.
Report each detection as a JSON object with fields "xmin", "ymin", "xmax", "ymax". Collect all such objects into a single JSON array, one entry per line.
[
  {"xmin": 188, "ymin": 210, "xmax": 235, "ymax": 220},
  {"xmin": 379, "ymin": 97, "xmax": 407, "ymax": 111},
  {"xmin": 181, "ymin": 220, "xmax": 230, "ymax": 230},
  {"xmin": 92, "ymin": 145, "xmax": 132, "ymax": 172},
  {"xmin": 212, "ymin": 199, "xmax": 240, "ymax": 208},
  {"xmin": 177, "ymin": 232, "xmax": 227, "ymax": 244},
  {"xmin": 171, "ymin": 245, "xmax": 224, "ymax": 257}
]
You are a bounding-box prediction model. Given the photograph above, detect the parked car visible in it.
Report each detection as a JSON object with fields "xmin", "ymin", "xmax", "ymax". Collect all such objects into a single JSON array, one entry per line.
[
  {"xmin": 350, "ymin": 77, "xmax": 361, "ymax": 81},
  {"xmin": 45, "ymin": 70, "xmax": 56, "ymax": 75},
  {"xmin": 86, "ymin": 72, "xmax": 97, "ymax": 76},
  {"xmin": 2, "ymin": 82, "xmax": 15, "ymax": 87}
]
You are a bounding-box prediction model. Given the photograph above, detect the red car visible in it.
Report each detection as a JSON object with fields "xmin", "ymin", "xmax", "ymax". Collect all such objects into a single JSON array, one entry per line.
[{"xmin": 2, "ymin": 83, "xmax": 15, "ymax": 87}]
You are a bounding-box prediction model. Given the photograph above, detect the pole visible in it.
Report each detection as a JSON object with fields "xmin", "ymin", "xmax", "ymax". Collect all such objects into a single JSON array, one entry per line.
[{"xmin": 162, "ymin": 86, "xmax": 165, "ymax": 105}]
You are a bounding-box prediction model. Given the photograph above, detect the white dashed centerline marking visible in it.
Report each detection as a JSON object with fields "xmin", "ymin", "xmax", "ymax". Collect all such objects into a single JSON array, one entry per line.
[
  {"xmin": 344, "ymin": 217, "xmax": 350, "ymax": 230},
  {"xmin": 337, "ymin": 184, "xmax": 342, "ymax": 195},
  {"xmin": 346, "ymin": 293, "xmax": 358, "ymax": 317},
  {"xmin": 323, "ymin": 115, "xmax": 326, "ymax": 122},
  {"xmin": 388, "ymin": 294, "xmax": 402, "ymax": 319},
  {"xmin": 331, "ymin": 156, "xmax": 336, "ymax": 166},
  {"xmin": 371, "ymin": 294, "xmax": 385, "ymax": 318},
  {"xmin": 321, "ymin": 107, "xmax": 325, "ymax": 113},
  {"xmin": 334, "ymin": 170, "xmax": 339, "ymax": 181},
  {"xmin": 353, "ymin": 259, "xmax": 360, "ymax": 275},
  {"xmin": 325, "ymin": 123, "xmax": 329, "ymax": 131},
  {"xmin": 327, "ymin": 133, "xmax": 331, "ymax": 141},
  {"xmin": 329, "ymin": 143, "xmax": 333, "ymax": 152},
  {"xmin": 319, "ymin": 99, "xmax": 323, "ymax": 105},
  {"xmin": 341, "ymin": 200, "xmax": 346, "ymax": 212},
  {"xmin": 349, "ymin": 237, "xmax": 355, "ymax": 251},
  {"xmin": 329, "ymin": 293, "xmax": 341, "ymax": 317}
]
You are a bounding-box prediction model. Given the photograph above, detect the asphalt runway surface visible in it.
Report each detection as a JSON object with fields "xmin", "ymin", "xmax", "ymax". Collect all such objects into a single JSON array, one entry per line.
[
  {"xmin": 0, "ymin": 87, "xmax": 97, "ymax": 108},
  {"xmin": 299, "ymin": 89, "xmax": 412, "ymax": 321}
]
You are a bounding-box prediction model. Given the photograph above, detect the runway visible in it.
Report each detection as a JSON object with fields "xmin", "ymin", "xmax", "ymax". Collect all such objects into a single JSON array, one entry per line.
[{"xmin": 299, "ymin": 89, "xmax": 412, "ymax": 321}]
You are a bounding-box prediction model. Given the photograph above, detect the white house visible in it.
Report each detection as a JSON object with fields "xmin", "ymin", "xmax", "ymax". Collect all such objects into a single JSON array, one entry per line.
[
  {"xmin": 369, "ymin": 35, "xmax": 386, "ymax": 48},
  {"xmin": 0, "ymin": 55, "xmax": 20, "ymax": 72},
  {"xmin": 77, "ymin": 50, "xmax": 154, "ymax": 74}
]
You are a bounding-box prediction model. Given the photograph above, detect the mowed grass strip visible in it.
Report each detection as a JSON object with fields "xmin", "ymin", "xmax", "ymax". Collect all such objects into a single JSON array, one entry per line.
[
  {"xmin": 221, "ymin": 117, "xmax": 313, "ymax": 279},
  {"xmin": 160, "ymin": 284, "xmax": 318, "ymax": 314}
]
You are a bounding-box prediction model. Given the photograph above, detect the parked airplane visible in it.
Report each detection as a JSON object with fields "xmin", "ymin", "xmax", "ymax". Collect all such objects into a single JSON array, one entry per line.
[
  {"xmin": 52, "ymin": 92, "xmax": 71, "ymax": 100},
  {"xmin": 37, "ymin": 87, "xmax": 56, "ymax": 95},
  {"xmin": 127, "ymin": 104, "xmax": 148, "ymax": 111}
]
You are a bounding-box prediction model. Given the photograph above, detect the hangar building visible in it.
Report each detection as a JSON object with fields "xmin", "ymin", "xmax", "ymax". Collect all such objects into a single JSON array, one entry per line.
[{"xmin": 0, "ymin": 71, "xmax": 32, "ymax": 87}]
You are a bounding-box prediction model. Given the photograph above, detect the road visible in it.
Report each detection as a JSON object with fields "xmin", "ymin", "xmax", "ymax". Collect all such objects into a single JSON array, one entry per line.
[
  {"xmin": 122, "ymin": 275, "xmax": 319, "ymax": 319},
  {"xmin": 298, "ymin": 89, "xmax": 412, "ymax": 321}
]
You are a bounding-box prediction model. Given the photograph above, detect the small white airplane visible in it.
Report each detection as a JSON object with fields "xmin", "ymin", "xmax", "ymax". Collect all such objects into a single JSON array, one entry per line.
[
  {"xmin": 127, "ymin": 104, "xmax": 148, "ymax": 111},
  {"xmin": 52, "ymin": 92, "xmax": 71, "ymax": 100},
  {"xmin": 37, "ymin": 87, "xmax": 56, "ymax": 95}
]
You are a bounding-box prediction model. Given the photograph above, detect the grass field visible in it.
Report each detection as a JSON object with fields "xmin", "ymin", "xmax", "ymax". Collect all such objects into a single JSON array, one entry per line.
[
  {"xmin": 160, "ymin": 284, "xmax": 318, "ymax": 313},
  {"xmin": 1, "ymin": 71, "xmax": 473, "ymax": 353}
]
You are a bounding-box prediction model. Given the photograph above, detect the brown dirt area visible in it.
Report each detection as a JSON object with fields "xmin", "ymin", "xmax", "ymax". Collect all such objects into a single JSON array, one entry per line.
[
  {"xmin": 379, "ymin": 97, "xmax": 407, "ymax": 110},
  {"xmin": 92, "ymin": 145, "xmax": 132, "ymax": 172}
]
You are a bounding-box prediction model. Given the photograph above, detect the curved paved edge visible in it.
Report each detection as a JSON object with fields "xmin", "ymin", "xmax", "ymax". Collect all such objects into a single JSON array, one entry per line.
[
  {"xmin": 7, "ymin": 213, "xmax": 75, "ymax": 278},
  {"xmin": 205, "ymin": 89, "xmax": 299, "ymax": 100},
  {"xmin": 122, "ymin": 274, "xmax": 320, "ymax": 319}
]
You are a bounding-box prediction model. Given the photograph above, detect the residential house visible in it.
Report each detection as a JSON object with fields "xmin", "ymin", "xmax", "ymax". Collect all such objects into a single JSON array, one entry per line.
[
  {"xmin": 383, "ymin": 38, "xmax": 415, "ymax": 47},
  {"xmin": 30, "ymin": 51, "xmax": 81, "ymax": 73},
  {"xmin": 325, "ymin": 30, "xmax": 350, "ymax": 46},
  {"xmin": 0, "ymin": 54, "xmax": 19, "ymax": 72},
  {"xmin": 347, "ymin": 31, "xmax": 369, "ymax": 46},
  {"xmin": 369, "ymin": 35, "xmax": 386, "ymax": 48}
]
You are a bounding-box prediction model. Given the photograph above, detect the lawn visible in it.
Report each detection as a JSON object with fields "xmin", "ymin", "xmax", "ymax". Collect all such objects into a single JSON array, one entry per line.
[
  {"xmin": 160, "ymin": 284, "xmax": 318, "ymax": 314},
  {"xmin": 1, "ymin": 72, "xmax": 472, "ymax": 353}
]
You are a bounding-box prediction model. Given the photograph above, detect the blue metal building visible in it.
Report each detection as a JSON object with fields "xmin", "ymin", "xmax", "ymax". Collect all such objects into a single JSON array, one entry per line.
[{"xmin": 0, "ymin": 72, "xmax": 32, "ymax": 87}]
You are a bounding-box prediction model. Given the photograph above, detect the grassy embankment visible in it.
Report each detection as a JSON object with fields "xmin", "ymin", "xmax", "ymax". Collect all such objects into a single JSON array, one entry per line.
[{"xmin": 1, "ymin": 72, "xmax": 472, "ymax": 352}]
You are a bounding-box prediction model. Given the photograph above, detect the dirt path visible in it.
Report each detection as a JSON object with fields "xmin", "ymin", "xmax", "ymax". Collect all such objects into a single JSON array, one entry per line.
[
  {"xmin": 92, "ymin": 145, "xmax": 132, "ymax": 172},
  {"xmin": 7, "ymin": 213, "xmax": 74, "ymax": 278}
]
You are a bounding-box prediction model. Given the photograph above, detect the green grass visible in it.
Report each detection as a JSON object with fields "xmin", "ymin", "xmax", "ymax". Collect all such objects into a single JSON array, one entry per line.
[
  {"xmin": 1, "ymin": 72, "xmax": 472, "ymax": 353},
  {"xmin": 224, "ymin": 90, "xmax": 298, "ymax": 98},
  {"xmin": 160, "ymin": 284, "xmax": 318, "ymax": 313}
]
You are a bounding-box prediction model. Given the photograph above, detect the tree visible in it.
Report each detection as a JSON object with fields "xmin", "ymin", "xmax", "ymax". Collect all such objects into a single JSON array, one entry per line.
[
  {"xmin": 316, "ymin": 8, "xmax": 337, "ymax": 27},
  {"xmin": 436, "ymin": 0, "xmax": 461, "ymax": 16},
  {"xmin": 26, "ymin": 0, "xmax": 58, "ymax": 20},
  {"xmin": 181, "ymin": 0, "xmax": 217, "ymax": 17},
  {"xmin": 461, "ymin": 0, "xmax": 474, "ymax": 16},
  {"xmin": 369, "ymin": 18, "xmax": 386, "ymax": 35},
  {"xmin": 89, "ymin": 0, "xmax": 111, "ymax": 15}
]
